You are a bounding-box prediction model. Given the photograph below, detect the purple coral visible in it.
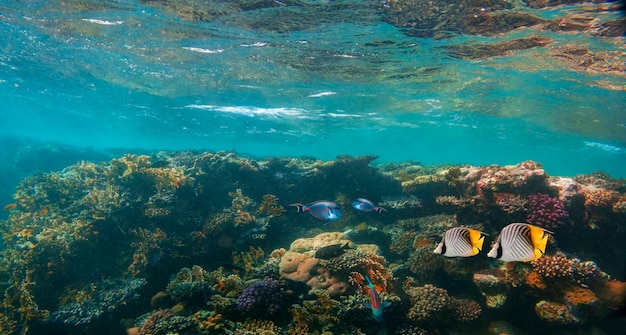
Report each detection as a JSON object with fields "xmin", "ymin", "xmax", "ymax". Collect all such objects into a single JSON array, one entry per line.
[
  {"xmin": 236, "ymin": 277, "xmax": 286, "ymax": 316},
  {"xmin": 526, "ymin": 193, "xmax": 568, "ymax": 229}
]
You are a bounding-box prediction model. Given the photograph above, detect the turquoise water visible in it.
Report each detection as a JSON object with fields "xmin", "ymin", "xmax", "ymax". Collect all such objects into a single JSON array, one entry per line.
[
  {"xmin": 1, "ymin": 2, "xmax": 626, "ymax": 334},
  {"xmin": 1, "ymin": 0, "xmax": 625, "ymax": 177}
]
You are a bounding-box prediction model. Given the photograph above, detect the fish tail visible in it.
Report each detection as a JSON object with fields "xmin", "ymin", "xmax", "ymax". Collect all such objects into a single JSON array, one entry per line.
[
  {"xmin": 376, "ymin": 207, "xmax": 385, "ymax": 213},
  {"xmin": 289, "ymin": 203, "xmax": 304, "ymax": 213}
]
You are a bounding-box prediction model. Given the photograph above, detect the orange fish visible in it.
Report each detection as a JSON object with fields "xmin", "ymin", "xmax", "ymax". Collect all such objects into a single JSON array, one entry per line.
[
  {"xmin": 4, "ymin": 203, "xmax": 17, "ymax": 211},
  {"xmin": 39, "ymin": 208, "xmax": 49, "ymax": 216}
]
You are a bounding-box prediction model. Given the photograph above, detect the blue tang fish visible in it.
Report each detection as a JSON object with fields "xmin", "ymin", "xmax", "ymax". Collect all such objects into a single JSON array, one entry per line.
[
  {"xmin": 364, "ymin": 275, "xmax": 391, "ymax": 321},
  {"xmin": 352, "ymin": 198, "xmax": 385, "ymax": 214},
  {"xmin": 290, "ymin": 200, "xmax": 342, "ymax": 225}
]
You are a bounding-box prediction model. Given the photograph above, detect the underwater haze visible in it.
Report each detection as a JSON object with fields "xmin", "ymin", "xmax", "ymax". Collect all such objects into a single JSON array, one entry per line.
[{"xmin": 0, "ymin": 0, "xmax": 625, "ymax": 177}]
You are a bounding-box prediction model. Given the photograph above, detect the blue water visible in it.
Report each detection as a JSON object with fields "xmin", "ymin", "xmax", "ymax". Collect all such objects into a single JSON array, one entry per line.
[{"xmin": 1, "ymin": 0, "xmax": 625, "ymax": 177}]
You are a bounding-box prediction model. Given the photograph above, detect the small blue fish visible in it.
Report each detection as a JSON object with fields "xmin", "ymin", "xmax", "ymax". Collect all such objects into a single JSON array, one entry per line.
[
  {"xmin": 364, "ymin": 275, "xmax": 391, "ymax": 321},
  {"xmin": 352, "ymin": 198, "xmax": 385, "ymax": 214},
  {"xmin": 290, "ymin": 200, "xmax": 342, "ymax": 225}
]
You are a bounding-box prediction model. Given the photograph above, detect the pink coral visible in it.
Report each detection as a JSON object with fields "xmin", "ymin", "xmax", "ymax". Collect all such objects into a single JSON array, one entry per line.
[
  {"xmin": 139, "ymin": 309, "xmax": 174, "ymax": 335},
  {"xmin": 526, "ymin": 193, "xmax": 568, "ymax": 229}
]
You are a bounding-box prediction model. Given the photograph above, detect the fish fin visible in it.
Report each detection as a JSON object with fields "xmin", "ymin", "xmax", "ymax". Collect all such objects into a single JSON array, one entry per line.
[
  {"xmin": 364, "ymin": 275, "xmax": 373, "ymax": 287},
  {"xmin": 382, "ymin": 301, "xmax": 392, "ymax": 309},
  {"xmin": 364, "ymin": 302, "xmax": 372, "ymax": 309},
  {"xmin": 289, "ymin": 203, "xmax": 304, "ymax": 213},
  {"xmin": 323, "ymin": 220, "xmax": 331, "ymax": 225},
  {"xmin": 467, "ymin": 229, "xmax": 487, "ymax": 253},
  {"xmin": 528, "ymin": 225, "xmax": 550, "ymax": 260}
]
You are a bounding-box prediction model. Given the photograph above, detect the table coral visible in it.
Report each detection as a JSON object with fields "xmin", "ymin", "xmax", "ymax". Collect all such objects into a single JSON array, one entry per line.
[{"xmin": 49, "ymin": 277, "xmax": 146, "ymax": 327}]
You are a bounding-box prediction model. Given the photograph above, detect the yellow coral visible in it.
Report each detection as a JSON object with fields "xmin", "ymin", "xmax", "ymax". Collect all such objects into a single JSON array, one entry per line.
[
  {"xmin": 241, "ymin": 319, "xmax": 281, "ymax": 335},
  {"xmin": 194, "ymin": 311, "xmax": 223, "ymax": 331},
  {"xmin": 257, "ymin": 194, "xmax": 286, "ymax": 217},
  {"xmin": 232, "ymin": 246, "xmax": 265, "ymax": 275},
  {"xmin": 584, "ymin": 188, "xmax": 616, "ymax": 208}
]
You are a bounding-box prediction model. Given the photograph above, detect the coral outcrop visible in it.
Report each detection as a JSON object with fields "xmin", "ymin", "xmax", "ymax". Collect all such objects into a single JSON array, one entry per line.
[{"xmin": 279, "ymin": 232, "xmax": 388, "ymax": 297}]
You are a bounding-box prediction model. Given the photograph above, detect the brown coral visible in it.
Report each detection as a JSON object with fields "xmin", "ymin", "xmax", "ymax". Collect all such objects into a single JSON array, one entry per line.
[
  {"xmin": 563, "ymin": 286, "xmax": 597, "ymax": 307},
  {"xmin": 450, "ymin": 297, "xmax": 482, "ymax": 323},
  {"xmin": 405, "ymin": 283, "xmax": 450, "ymax": 323},
  {"xmin": 583, "ymin": 188, "xmax": 616, "ymax": 208},
  {"xmin": 531, "ymin": 253, "xmax": 573, "ymax": 279},
  {"xmin": 525, "ymin": 271, "xmax": 547, "ymax": 290}
]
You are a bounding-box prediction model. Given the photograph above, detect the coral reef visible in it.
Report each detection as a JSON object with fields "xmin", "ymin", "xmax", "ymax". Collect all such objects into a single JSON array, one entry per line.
[
  {"xmin": 0, "ymin": 152, "xmax": 624, "ymax": 334},
  {"xmin": 49, "ymin": 277, "xmax": 146, "ymax": 327}
]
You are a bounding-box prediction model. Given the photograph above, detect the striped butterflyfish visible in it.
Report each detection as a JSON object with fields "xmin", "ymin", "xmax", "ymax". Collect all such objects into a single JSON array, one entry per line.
[
  {"xmin": 433, "ymin": 227, "xmax": 487, "ymax": 257},
  {"xmin": 487, "ymin": 223, "xmax": 552, "ymax": 262}
]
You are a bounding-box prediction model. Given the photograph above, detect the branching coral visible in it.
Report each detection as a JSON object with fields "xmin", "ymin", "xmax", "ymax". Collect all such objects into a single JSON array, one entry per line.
[
  {"xmin": 405, "ymin": 283, "xmax": 450, "ymax": 323},
  {"xmin": 531, "ymin": 253, "xmax": 573, "ymax": 279},
  {"xmin": 583, "ymin": 188, "xmax": 616, "ymax": 208},
  {"xmin": 232, "ymin": 246, "xmax": 265, "ymax": 277},
  {"xmin": 257, "ymin": 194, "xmax": 286, "ymax": 217},
  {"xmin": 166, "ymin": 266, "xmax": 215, "ymax": 306},
  {"xmin": 526, "ymin": 193, "xmax": 568, "ymax": 229},
  {"xmin": 236, "ymin": 277, "xmax": 287, "ymax": 317},
  {"xmin": 450, "ymin": 297, "xmax": 482, "ymax": 323},
  {"xmin": 531, "ymin": 252, "xmax": 610, "ymax": 286},
  {"xmin": 495, "ymin": 193, "xmax": 527, "ymax": 214},
  {"xmin": 288, "ymin": 290, "xmax": 340, "ymax": 335},
  {"xmin": 239, "ymin": 319, "xmax": 282, "ymax": 335}
]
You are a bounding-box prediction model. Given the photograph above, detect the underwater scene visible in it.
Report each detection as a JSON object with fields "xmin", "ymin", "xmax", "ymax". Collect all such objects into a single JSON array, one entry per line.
[{"xmin": 1, "ymin": 0, "xmax": 626, "ymax": 335}]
